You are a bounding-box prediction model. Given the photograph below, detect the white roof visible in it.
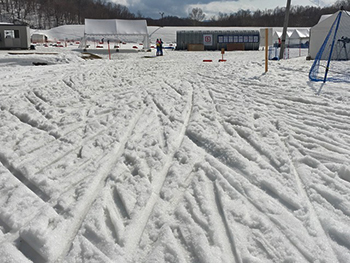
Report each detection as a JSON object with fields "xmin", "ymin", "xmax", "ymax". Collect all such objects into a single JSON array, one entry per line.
[
  {"xmin": 318, "ymin": 14, "xmax": 332, "ymax": 23},
  {"xmin": 290, "ymin": 29, "xmax": 309, "ymax": 39},
  {"xmin": 273, "ymin": 30, "xmax": 293, "ymax": 38},
  {"xmin": 318, "ymin": 11, "xmax": 350, "ymax": 23},
  {"xmin": 84, "ymin": 19, "xmax": 148, "ymax": 36}
]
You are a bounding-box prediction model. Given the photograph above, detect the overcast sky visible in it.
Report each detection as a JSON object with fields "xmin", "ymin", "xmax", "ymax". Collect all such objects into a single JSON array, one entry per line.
[{"xmin": 111, "ymin": 0, "xmax": 337, "ymax": 19}]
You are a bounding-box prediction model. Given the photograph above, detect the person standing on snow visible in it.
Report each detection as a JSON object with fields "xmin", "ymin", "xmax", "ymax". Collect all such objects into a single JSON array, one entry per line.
[
  {"xmin": 159, "ymin": 38, "xmax": 163, "ymax": 56},
  {"xmin": 156, "ymin": 39, "xmax": 160, "ymax": 56}
]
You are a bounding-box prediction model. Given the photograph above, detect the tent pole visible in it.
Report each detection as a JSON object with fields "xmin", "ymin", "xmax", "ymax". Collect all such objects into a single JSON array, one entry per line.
[
  {"xmin": 265, "ymin": 28, "xmax": 268, "ymax": 73},
  {"xmin": 108, "ymin": 40, "xmax": 111, "ymax": 60},
  {"xmin": 323, "ymin": 11, "xmax": 342, "ymax": 83}
]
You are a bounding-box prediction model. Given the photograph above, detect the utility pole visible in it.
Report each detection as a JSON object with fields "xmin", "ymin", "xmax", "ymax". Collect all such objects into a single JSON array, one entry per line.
[{"xmin": 279, "ymin": 0, "xmax": 291, "ymax": 59}]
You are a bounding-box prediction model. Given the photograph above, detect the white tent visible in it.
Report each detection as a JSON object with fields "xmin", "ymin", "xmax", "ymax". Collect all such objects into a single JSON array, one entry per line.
[
  {"xmin": 259, "ymin": 28, "xmax": 309, "ymax": 47},
  {"xmin": 83, "ymin": 19, "xmax": 150, "ymax": 49},
  {"xmin": 272, "ymin": 29, "xmax": 293, "ymax": 45},
  {"xmin": 289, "ymin": 29, "xmax": 309, "ymax": 46},
  {"xmin": 31, "ymin": 33, "xmax": 48, "ymax": 43},
  {"xmin": 309, "ymin": 10, "xmax": 350, "ymax": 59}
]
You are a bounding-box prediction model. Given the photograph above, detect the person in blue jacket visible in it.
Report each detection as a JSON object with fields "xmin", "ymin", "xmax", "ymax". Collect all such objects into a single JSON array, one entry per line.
[{"xmin": 156, "ymin": 39, "xmax": 160, "ymax": 56}]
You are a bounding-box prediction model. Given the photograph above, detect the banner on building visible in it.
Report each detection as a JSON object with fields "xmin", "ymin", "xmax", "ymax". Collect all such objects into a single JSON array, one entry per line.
[{"xmin": 203, "ymin": 34, "xmax": 213, "ymax": 46}]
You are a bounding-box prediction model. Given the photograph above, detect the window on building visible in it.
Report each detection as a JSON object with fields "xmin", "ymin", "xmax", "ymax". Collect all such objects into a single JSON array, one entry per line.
[{"xmin": 4, "ymin": 30, "xmax": 20, "ymax": 39}]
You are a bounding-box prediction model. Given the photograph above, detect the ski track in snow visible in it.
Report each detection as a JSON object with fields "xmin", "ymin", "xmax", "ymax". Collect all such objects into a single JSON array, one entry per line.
[{"xmin": 1, "ymin": 49, "xmax": 350, "ymax": 262}]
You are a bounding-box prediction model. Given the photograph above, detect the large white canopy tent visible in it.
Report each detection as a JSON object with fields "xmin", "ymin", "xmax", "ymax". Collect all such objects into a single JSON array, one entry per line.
[
  {"xmin": 82, "ymin": 19, "xmax": 150, "ymax": 49},
  {"xmin": 309, "ymin": 10, "xmax": 350, "ymax": 59}
]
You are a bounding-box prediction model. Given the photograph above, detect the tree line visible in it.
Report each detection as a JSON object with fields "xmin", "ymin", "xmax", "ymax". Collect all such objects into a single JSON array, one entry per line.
[
  {"xmin": 204, "ymin": 1, "xmax": 350, "ymax": 27},
  {"xmin": 152, "ymin": 0, "xmax": 350, "ymax": 27},
  {"xmin": 0, "ymin": 0, "xmax": 137, "ymax": 28},
  {"xmin": 0, "ymin": 0, "xmax": 350, "ymax": 29}
]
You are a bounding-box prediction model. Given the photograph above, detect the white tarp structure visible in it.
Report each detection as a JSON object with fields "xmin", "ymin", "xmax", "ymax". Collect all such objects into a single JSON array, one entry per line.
[
  {"xmin": 273, "ymin": 29, "xmax": 293, "ymax": 44},
  {"xmin": 83, "ymin": 19, "xmax": 150, "ymax": 49},
  {"xmin": 289, "ymin": 29, "xmax": 309, "ymax": 46},
  {"xmin": 31, "ymin": 33, "xmax": 48, "ymax": 43},
  {"xmin": 309, "ymin": 10, "xmax": 350, "ymax": 59},
  {"xmin": 259, "ymin": 28, "xmax": 309, "ymax": 47}
]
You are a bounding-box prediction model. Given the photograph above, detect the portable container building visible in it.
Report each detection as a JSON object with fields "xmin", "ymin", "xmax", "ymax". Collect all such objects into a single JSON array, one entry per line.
[
  {"xmin": 176, "ymin": 30, "xmax": 260, "ymax": 51},
  {"xmin": 0, "ymin": 23, "xmax": 31, "ymax": 49}
]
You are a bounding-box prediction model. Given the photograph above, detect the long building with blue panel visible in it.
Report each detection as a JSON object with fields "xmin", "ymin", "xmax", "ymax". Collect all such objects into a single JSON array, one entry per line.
[{"xmin": 176, "ymin": 30, "xmax": 260, "ymax": 51}]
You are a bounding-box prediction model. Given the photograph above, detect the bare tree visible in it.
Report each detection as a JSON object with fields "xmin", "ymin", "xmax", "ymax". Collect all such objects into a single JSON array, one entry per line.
[{"xmin": 189, "ymin": 7, "xmax": 205, "ymax": 25}]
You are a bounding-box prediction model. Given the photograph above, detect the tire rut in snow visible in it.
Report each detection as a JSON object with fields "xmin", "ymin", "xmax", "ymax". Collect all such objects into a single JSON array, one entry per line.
[
  {"xmin": 0, "ymin": 62, "xmax": 150, "ymax": 262},
  {"xmin": 53, "ymin": 106, "xmax": 147, "ymax": 262},
  {"xmin": 0, "ymin": 153, "xmax": 50, "ymax": 202},
  {"xmin": 122, "ymin": 82, "xmax": 194, "ymax": 258},
  {"xmin": 182, "ymin": 74, "xmax": 340, "ymax": 262},
  {"xmin": 68, "ymin": 77, "xmax": 195, "ymax": 262}
]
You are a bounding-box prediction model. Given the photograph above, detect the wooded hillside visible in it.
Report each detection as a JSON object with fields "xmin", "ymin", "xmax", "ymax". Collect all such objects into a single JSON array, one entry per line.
[
  {"xmin": 0, "ymin": 0, "xmax": 137, "ymax": 28},
  {"xmin": 0, "ymin": 0, "xmax": 349, "ymax": 29}
]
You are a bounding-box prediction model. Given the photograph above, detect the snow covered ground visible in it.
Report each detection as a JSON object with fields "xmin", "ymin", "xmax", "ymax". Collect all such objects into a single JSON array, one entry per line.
[{"xmin": 1, "ymin": 44, "xmax": 350, "ymax": 263}]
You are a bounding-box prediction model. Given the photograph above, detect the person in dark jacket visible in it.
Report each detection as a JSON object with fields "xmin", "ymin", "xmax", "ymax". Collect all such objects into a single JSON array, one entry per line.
[{"xmin": 159, "ymin": 38, "xmax": 163, "ymax": 56}]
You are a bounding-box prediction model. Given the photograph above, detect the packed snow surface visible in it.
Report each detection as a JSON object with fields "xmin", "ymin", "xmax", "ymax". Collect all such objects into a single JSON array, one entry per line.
[{"xmin": 1, "ymin": 46, "xmax": 350, "ymax": 263}]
